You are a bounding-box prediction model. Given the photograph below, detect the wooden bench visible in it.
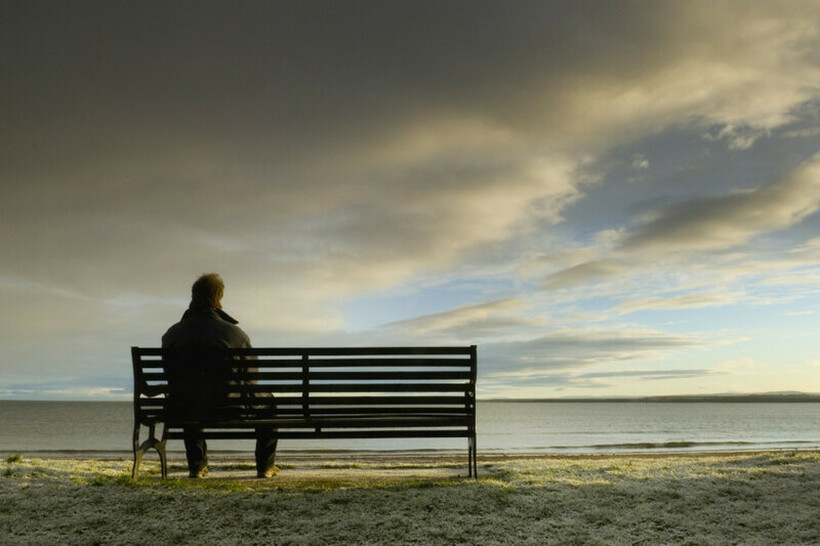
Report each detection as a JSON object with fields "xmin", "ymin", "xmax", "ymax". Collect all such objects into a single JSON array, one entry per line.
[{"xmin": 131, "ymin": 346, "xmax": 478, "ymax": 479}]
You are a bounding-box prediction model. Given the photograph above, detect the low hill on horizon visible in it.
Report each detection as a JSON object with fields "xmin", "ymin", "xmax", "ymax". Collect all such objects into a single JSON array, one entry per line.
[{"xmin": 483, "ymin": 392, "xmax": 820, "ymax": 403}]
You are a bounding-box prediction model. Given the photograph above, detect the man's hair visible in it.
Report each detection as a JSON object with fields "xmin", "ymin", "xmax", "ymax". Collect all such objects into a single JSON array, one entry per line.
[{"xmin": 190, "ymin": 273, "xmax": 224, "ymax": 310}]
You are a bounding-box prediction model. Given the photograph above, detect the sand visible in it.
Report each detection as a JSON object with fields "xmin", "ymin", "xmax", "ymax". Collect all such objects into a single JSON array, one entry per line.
[{"xmin": 3, "ymin": 451, "xmax": 820, "ymax": 544}]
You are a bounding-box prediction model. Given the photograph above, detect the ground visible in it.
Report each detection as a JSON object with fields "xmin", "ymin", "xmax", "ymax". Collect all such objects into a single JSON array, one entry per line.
[{"xmin": 3, "ymin": 452, "xmax": 820, "ymax": 545}]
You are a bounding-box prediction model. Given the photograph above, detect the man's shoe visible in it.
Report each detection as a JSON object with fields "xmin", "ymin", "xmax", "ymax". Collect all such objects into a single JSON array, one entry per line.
[
  {"xmin": 189, "ymin": 467, "xmax": 208, "ymax": 478},
  {"xmin": 257, "ymin": 466, "xmax": 279, "ymax": 478}
]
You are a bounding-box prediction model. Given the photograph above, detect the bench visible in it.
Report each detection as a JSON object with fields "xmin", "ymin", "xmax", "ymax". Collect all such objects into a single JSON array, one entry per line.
[{"xmin": 131, "ymin": 346, "xmax": 478, "ymax": 479}]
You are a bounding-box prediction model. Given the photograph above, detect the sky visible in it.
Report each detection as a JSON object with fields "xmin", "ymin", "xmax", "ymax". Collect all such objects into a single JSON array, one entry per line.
[{"xmin": 2, "ymin": 1, "xmax": 820, "ymax": 400}]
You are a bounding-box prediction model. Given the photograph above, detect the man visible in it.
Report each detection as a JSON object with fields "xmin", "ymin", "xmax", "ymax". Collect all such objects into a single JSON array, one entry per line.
[{"xmin": 162, "ymin": 273, "xmax": 278, "ymax": 478}]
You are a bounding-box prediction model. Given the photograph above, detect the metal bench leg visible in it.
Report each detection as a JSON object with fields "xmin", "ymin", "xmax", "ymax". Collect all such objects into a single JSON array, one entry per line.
[
  {"xmin": 132, "ymin": 425, "xmax": 144, "ymax": 479},
  {"xmin": 157, "ymin": 442, "xmax": 168, "ymax": 479},
  {"xmin": 468, "ymin": 437, "xmax": 472, "ymax": 478},
  {"xmin": 132, "ymin": 422, "xmax": 165, "ymax": 479},
  {"xmin": 469, "ymin": 434, "xmax": 478, "ymax": 479},
  {"xmin": 158, "ymin": 424, "xmax": 169, "ymax": 479}
]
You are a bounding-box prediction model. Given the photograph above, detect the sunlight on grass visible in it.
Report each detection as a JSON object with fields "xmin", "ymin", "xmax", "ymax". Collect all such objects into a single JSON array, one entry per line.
[{"xmin": 4, "ymin": 452, "xmax": 820, "ymax": 544}]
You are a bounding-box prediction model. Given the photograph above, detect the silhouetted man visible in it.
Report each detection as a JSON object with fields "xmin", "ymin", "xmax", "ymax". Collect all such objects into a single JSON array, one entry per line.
[{"xmin": 162, "ymin": 273, "xmax": 277, "ymax": 478}]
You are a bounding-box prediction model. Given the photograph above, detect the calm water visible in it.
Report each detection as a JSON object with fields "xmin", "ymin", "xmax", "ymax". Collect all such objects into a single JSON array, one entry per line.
[{"xmin": 2, "ymin": 400, "xmax": 819, "ymax": 455}]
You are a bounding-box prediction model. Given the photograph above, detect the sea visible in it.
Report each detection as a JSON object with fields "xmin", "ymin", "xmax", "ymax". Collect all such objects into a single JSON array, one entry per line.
[{"xmin": 2, "ymin": 400, "xmax": 820, "ymax": 457}]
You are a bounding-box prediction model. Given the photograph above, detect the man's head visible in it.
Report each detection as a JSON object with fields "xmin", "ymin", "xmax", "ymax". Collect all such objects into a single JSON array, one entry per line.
[{"xmin": 190, "ymin": 273, "xmax": 224, "ymax": 311}]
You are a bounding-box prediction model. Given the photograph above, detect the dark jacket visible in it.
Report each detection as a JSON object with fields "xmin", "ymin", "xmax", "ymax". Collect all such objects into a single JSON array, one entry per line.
[
  {"xmin": 161, "ymin": 308, "xmax": 254, "ymax": 418},
  {"xmin": 162, "ymin": 308, "xmax": 251, "ymax": 351}
]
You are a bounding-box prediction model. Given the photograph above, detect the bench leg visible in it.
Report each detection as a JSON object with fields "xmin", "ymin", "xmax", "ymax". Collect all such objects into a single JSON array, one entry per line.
[
  {"xmin": 157, "ymin": 439, "xmax": 168, "ymax": 479},
  {"xmin": 132, "ymin": 422, "xmax": 166, "ymax": 479},
  {"xmin": 468, "ymin": 434, "xmax": 478, "ymax": 479},
  {"xmin": 131, "ymin": 425, "xmax": 144, "ymax": 479},
  {"xmin": 131, "ymin": 448, "xmax": 142, "ymax": 479}
]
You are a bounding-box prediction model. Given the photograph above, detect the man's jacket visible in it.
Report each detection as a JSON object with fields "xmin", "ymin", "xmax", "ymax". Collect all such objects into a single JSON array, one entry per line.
[{"xmin": 161, "ymin": 308, "xmax": 257, "ymax": 419}]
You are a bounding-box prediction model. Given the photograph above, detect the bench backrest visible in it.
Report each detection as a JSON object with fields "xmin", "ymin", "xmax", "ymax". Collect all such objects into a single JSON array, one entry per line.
[{"xmin": 132, "ymin": 346, "xmax": 477, "ymax": 424}]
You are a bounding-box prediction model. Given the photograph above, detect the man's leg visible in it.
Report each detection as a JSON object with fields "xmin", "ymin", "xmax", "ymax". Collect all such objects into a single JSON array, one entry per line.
[
  {"xmin": 183, "ymin": 427, "xmax": 208, "ymax": 477},
  {"xmin": 255, "ymin": 427, "xmax": 278, "ymax": 477}
]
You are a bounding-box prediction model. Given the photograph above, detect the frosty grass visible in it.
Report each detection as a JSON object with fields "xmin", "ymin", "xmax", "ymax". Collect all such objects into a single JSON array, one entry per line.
[{"xmin": 3, "ymin": 452, "xmax": 820, "ymax": 545}]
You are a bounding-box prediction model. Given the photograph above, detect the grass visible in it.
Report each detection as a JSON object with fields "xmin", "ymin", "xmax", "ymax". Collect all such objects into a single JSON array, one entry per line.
[{"xmin": 3, "ymin": 452, "xmax": 820, "ymax": 544}]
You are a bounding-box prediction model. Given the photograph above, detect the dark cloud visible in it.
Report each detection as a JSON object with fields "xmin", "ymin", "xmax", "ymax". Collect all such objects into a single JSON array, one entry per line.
[
  {"xmin": 537, "ymin": 155, "xmax": 820, "ymax": 292},
  {"xmin": 7, "ymin": 0, "xmax": 804, "ymax": 179},
  {"xmin": 620, "ymin": 155, "xmax": 820, "ymax": 253},
  {"xmin": 543, "ymin": 260, "xmax": 629, "ymax": 289}
]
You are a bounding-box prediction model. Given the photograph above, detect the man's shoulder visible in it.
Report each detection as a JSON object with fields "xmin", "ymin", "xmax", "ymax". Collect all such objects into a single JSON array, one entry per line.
[
  {"xmin": 161, "ymin": 320, "xmax": 182, "ymax": 344},
  {"xmin": 222, "ymin": 322, "xmax": 252, "ymax": 348},
  {"xmin": 161, "ymin": 309, "xmax": 251, "ymax": 349}
]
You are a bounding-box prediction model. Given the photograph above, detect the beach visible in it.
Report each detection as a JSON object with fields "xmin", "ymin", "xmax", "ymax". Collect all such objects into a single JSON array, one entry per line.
[{"xmin": 3, "ymin": 451, "xmax": 820, "ymax": 545}]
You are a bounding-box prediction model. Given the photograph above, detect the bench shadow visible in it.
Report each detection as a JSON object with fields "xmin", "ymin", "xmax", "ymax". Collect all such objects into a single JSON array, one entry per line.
[{"xmin": 143, "ymin": 459, "xmax": 494, "ymax": 489}]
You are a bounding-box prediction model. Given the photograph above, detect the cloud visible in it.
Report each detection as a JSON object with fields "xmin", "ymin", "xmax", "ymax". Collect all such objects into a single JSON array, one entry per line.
[
  {"xmin": 716, "ymin": 358, "xmax": 757, "ymax": 372},
  {"xmin": 488, "ymin": 367, "xmax": 718, "ymax": 383},
  {"xmin": 785, "ymin": 310, "xmax": 815, "ymax": 317},
  {"xmin": 787, "ymin": 237, "xmax": 820, "ymax": 259},
  {"xmin": 543, "ymin": 260, "xmax": 631, "ymax": 289},
  {"xmin": 703, "ymin": 124, "xmax": 770, "ymax": 151},
  {"xmin": 479, "ymin": 367, "xmax": 721, "ymax": 397},
  {"xmin": 481, "ymin": 326, "xmax": 707, "ymax": 378},
  {"xmin": 5, "ymin": 2, "xmax": 819, "ymax": 297},
  {"xmin": 0, "ymin": 386, "xmax": 129, "ymax": 401},
  {"xmin": 289, "ymin": 149, "xmax": 580, "ymax": 281},
  {"xmin": 579, "ymin": 369, "xmax": 720, "ymax": 381},
  {"xmin": 2, "ymin": 1, "xmax": 820, "ymax": 397},
  {"xmin": 535, "ymin": 154, "xmax": 820, "ymax": 294},
  {"xmin": 0, "ymin": 371, "xmax": 131, "ymax": 401},
  {"xmin": 631, "ymin": 155, "xmax": 650, "ymax": 171},
  {"xmin": 782, "ymin": 126, "xmax": 820, "ymax": 139},
  {"xmin": 617, "ymin": 291, "xmax": 747, "ymax": 314},
  {"xmin": 620, "ymin": 155, "xmax": 820, "ymax": 253},
  {"xmin": 382, "ymin": 298, "xmax": 544, "ymax": 338},
  {"xmin": 628, "ymin": 154, "xmax": 650, "ymax": 183}
]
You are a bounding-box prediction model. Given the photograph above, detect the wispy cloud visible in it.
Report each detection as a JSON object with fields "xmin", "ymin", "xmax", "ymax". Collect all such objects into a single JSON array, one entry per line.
[
  {"xmin": 479, "ymin": 367, "xmax": 723, "ymax": 397},
  {"xmin": 382, "ymin": 298, "xmax": 544, "ymax": 338},
  {"xmin": 617, "ymin": 291, "xmax": 747, "ymax": 314},
  {"xmin": 481, "ymin": 326, "xmax": 709, "ymax": 376},
  {"xmin": 716, "ymin": 358, "xmax": 757, "ymax": 372}
]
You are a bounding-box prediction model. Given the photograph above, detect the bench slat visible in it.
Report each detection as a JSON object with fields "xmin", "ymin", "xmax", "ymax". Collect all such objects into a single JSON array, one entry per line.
[
  {"xmin": 137, "ymin": 395, "xmax": 470, "ymax": 405},
  {"xmin": 166, "ymin": 416, "xmax": 471, "ymax": 428},
  {"xmin": 137, "ymin": 346, "xmax": 472, "ymax": 356},
  {"xmin": 165, "ymin": 429, "xmax": 472, "ymax": 440},
  {"xmin": 246, "ymin": 347, "xmax": 472, "ymax": 356},
  {"xmin": 137, "ymin": 359, "xmax": 472, "ymax": 371},
  {"xmin": 268, "ymin": 408, "xmax": 472, "ymax": 416},
  {"xmin": 264, "ymin": 357, "xmax": 472, "ymax": 367},
  {"xmin": 276, "ymin": 394, "xmax": 470, "ymax": 405},
  {"xmin": 241, "ymin": 383, "xmax": 470, "ymax": 393},
  {"xmin": 245, "ymin": 370, "xmax": 473, "ymax": 381}
]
